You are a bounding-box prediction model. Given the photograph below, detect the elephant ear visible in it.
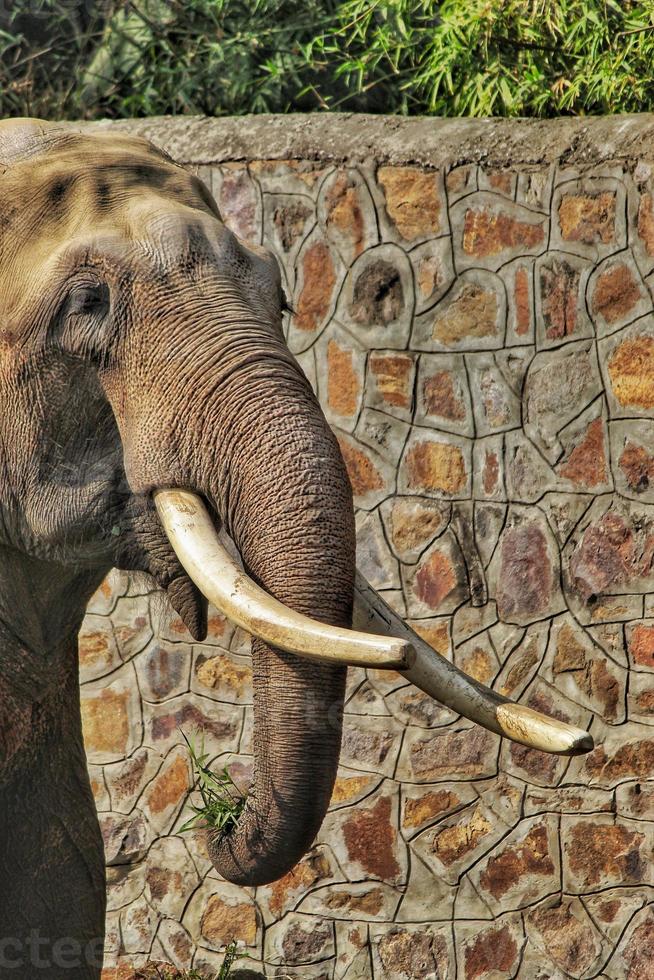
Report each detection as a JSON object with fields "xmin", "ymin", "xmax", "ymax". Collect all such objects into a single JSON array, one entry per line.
[{"xmin": 0, "ymin": 118, "xmax": 73, "ymax": 166}]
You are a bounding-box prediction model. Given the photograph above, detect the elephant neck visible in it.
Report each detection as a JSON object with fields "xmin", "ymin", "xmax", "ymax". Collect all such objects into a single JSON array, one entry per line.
[
  {"xmin": 0, "ymin": 545, "xmax": 103, "ymax": 713},
  {"xmin": 0, "ymin": 544, "xmax": 101, "ymax": 642}
]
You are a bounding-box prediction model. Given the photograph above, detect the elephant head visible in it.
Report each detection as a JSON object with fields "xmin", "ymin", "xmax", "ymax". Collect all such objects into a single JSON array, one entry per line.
[{"xmin": 0, "ymin": 119, "xmax": 591, "ymax": 975}]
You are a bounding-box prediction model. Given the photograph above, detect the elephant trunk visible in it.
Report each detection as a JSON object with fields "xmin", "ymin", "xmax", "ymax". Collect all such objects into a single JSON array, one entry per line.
[{"xmin": 199, "ymin": 364, "xmax": 354, "ymax": 885}]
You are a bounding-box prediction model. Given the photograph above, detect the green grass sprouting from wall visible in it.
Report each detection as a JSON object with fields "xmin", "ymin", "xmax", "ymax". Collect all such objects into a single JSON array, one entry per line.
[{"xmin": 4, "ymin": 0, "xmax": 654, "ymax": 120}]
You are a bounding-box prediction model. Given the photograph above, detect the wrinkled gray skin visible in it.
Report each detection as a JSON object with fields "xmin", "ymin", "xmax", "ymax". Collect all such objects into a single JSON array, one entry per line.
[{"xmin": 0, "ymin": 121, "xmax": 355, "ymax": 978}]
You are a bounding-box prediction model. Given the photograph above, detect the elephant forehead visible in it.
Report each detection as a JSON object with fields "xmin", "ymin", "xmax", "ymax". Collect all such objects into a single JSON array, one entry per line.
[{"xmin": 0, "ymin": 135, "xmax": 216, "ymax": 250}]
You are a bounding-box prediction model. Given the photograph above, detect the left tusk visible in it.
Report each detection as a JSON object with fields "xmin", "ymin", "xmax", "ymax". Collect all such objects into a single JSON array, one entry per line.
[
  {"xmin": 353, "ymin": 575, "xmax": 594, "ymax": 757},
  {"xmin": 154, "ymin": 489, "xmax": 413, "ymax": 671}
]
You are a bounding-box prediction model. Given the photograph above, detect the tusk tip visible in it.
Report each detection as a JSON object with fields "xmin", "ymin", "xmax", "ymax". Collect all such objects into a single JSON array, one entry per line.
[{"xmin": 495, "ymin": 703, "xmax": 594, "ymax": 757}]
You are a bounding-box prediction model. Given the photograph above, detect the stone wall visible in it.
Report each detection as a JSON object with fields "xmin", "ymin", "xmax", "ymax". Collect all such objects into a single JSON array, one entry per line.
[{"xmin": 83, "ymin": 114, "xmax": 654, "ymax": 979}]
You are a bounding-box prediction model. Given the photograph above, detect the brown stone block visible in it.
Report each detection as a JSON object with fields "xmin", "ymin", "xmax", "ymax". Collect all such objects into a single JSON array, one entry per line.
[
  {"xmin": 402, "ymin": 531, "xmax": 469, "ymax": 617},
  {"xmin": 536, "ymin": 254, "xmax": 592, "ymax": 345},
  {"xmin": 451, "ymin": 192, "xmax": 547, "ymax": 272},
  {"xmin": 298, "ymin": 881, "xmax": 402, "ymax": 922},
  {"xmin": 257, "ymin": 847, "xmax": 338, "ymax": 924},
  {"xmin": 336, "ymin": 432, "xmax": 393, "ymax": 508},
  {"xmin": 291, "ymin": 236, "xmax": 338, "ymax": 337},
  {"xmin": 216, "ymin": 164, "xmax": 262, "ymax": 244}
]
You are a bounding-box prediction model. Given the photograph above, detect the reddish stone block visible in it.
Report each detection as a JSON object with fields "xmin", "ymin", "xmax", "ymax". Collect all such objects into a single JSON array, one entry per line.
[
  {"xmin": 342, "ymin": 795, "xmax": 400, "ymax": 882},
  {"xmin": 463, "ymin": 207, "xmax": 544, "ymax": 258},
  {"xmin": 479, "ymin": 824, "xmax": 555, "ymax": 900},
  {"xmin": 585, "ymin": 738, "xmax": 654, "ymax": 784},
  {"xmin": 414, "ymin": 548, "xmax": 457, "ymax": 610},
  {"xmin": 513, "ymin": 265, "xmax": 531, "ymax": 336},
  {"xmin": 558, "ymin": 191, "xmax": 615, "ymax": 244},
  {"xmin": 462, "ymin": 923, "xmax": 518, "ymax": 980},
  {"xmin": 592, "ymin": 262, "xmax": 642, "ymax": 324},
  {"xmin": 622, "ymin": 911, "xmax": 654, "ymax": 979},
  {"xmin": 608, "ymin": 335, "xmax": 654, "ymax": 409},
  {"xmin": 539, "ymin": 258, "xmax": 580, "ymax": 339},
  {"xmin": 482, "ymin": 450, "xmax": 500, "ymax": 496},
  {"xmin": 421, "ymin": 369, "xmax": 466, "ymax": 421},
  {"xmin": 628, "ymin": 622, "xmax": 654, "ymax": 666},
  {"xmin": 559, "ymin": 417, "xmax": 608, "ymax": 488},
  {"xmin": 407, "ymin": 727, "xmax": 496, "ymax": 781},
  {"xmin": 564, "ymin": 819, "xmax": 645, "ymax": 888},
  {"xmin": 218, "ymin": 165, "xmax": 260, "ymax": 243},
  {"xmin": 293, "ymin": 240, "xmax": 337, "ymax": 333}
]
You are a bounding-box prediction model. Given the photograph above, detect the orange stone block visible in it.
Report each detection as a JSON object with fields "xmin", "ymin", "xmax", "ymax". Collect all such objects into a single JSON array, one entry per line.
[
  {"xmin": 327, "ymin": 338, "xmax": 360, "ymax": 416},
  {"xmin": 559, "ymin": 418, "xmax": 607, "ymax": 488},
  {"xmin": 337, "ymin": 436, "xmax": 384, "ymax": 497}
]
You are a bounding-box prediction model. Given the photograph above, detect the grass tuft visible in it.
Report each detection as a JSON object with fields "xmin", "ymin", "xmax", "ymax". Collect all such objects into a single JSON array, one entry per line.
[{"xmin": 179, "ymin": 730, "xmax": 245, "ymax": 836}]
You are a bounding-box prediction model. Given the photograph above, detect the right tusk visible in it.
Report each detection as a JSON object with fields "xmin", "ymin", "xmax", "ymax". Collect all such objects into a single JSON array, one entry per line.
[
  {"xmin": 154, "ymin": 489, "xmax": 413, "ymax": 671},
  {"xmin": 354, "ymin": 575, "xmax": 594, "ymax": 757}
]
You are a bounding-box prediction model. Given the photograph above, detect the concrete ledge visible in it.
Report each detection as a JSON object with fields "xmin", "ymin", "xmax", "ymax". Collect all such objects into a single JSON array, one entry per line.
[{"xmin": 79, "ymin": 112, "xmax": 654, "ymax": 169}]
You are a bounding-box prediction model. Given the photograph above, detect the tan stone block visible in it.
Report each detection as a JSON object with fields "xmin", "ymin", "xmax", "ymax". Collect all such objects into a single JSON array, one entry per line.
[
  {"xmin": 402, "ymin": 438, "xmax": 468, "ymax": 497},
  {"xmin": 525, "ymin": 897, "xmax": 605, "ymax": 979},
  {"xmin": 144, "ymin": 837, "xmax": 199, "ymax": 919},
  {"xmin": 192, "ymin": 650, "xmax": 252, "ymax": 705},
  {"xmin": 368, "ymin": 351, "xmax": 415, "ymax": 415},
  {"xmin": 558, "ymin": 190, "xmax": 615, "ymax": 244},
  {"xmin": 215, "ymin": 164, "xmax": 261, "ymax": 244},
  {"xmin": 258, "ymin": 846, "xmax": 340, "ymax": 924},
  {"xmin": 79, "ymin": 615, "xmax": 122, "ymax": 682},
  {"xmin": 184, "ymin": 878, "xmax": 260, "ymax": 951},
  {"xmin": 377, "ymin": 165, "xmax": 442, "ymax": 240},
  {"xmin": 82, "ymin": 665, "xmax": 141, "ymax": 764},
  {"xmin": 608, "ymin": 333, "xmax": 654, "ymax": 410},
  {"xmin": 297, "ymin": 881, "xmax": 402, "ymax": 922},
  {"xmin": 142, "ymin": 693, "xmax": 242, "ymax": 757},
  {"xmin": 380, "ymin": 495, "xmax": 449, "ymax": 563},
  {"xmin": 371, "ymin": 923, "xmax": 453, "ymax": 980},
  {"xmin": 320, "ymin": 168, "xmax": 378, "ymax": 265}
]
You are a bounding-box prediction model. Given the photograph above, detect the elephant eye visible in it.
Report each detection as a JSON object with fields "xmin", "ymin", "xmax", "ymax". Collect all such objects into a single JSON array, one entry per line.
[{"xmin": 67, "ymin": 281, "xmax": 109, "ymax": 316}]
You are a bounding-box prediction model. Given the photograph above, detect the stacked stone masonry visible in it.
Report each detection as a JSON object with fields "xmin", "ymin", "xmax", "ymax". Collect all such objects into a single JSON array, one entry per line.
[{"xmin": 82, "ymin": 115, "xmax": 654, "ymax": 979}]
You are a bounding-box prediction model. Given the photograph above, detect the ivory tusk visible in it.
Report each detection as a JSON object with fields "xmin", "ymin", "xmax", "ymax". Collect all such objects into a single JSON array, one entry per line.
[
  {"xmin": 353, "ymin": 575, "xmax": 594, "ymax": 757},
  {"xmin": 154, "ymin": 489, "xmax": 413, "ymax": 671}
]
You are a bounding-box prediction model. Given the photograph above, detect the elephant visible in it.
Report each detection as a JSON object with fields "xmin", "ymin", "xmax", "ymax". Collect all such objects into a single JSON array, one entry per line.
[{"xmin": 0, "ymin": 118, "xmax": 593, "ymax": 979}]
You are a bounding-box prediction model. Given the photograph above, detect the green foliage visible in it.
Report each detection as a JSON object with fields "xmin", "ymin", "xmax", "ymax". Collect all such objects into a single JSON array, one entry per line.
[
  {"xmin": 146, "ymin": 942, "xmax": 248, "ymax": 979},
  {"xmin": 4, "ymin": 1, "xmax": 654, "ymax": 118},
  {"xmin": 179, "ymin": 731, "xmax": 245, "ymax": 835}
]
